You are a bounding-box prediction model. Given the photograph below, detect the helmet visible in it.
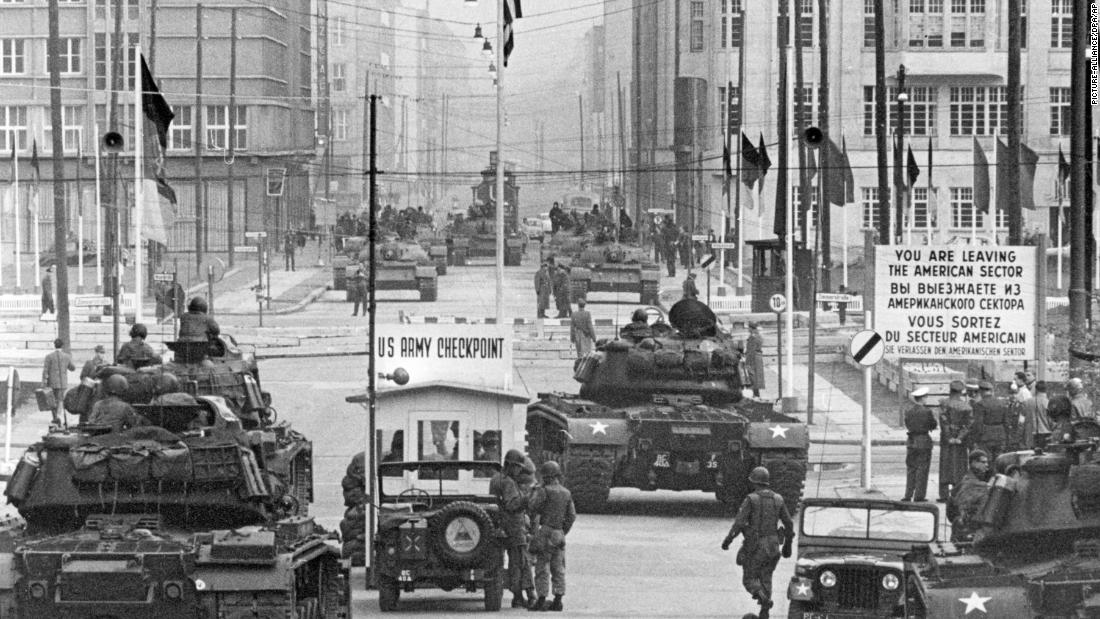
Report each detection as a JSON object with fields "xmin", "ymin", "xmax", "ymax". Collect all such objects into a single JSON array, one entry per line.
[
  {"xmin": 187, "ymin": 296, "xmax": 208, "ymax": 313},
  {"xmin": 631, "ymin": 308, "xmax": 648, "ymax": 323},
  {"xmin": 129, "ymin": 323, "xmax": 148, "ymax": 339},
  {"xmin": 748, "ymin": 466, "xmax": 770, "ymax": 486},
  {"xmin": 539, "ymin": 461, "xmax": 562, "ymax": 479},
  {"xmin": 154, "ymin": 372, "xmax": 180, "ymax": 395},
  {"xmin": 104, "ymin": 374, "xmax": 129, "ymax": 396},
  {"xmin": 504, "ymin": 449, "xmax": 525, "ymax": 466}
]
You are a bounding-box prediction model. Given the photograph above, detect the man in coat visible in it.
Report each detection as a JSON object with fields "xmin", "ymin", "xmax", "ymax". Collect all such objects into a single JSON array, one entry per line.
[
  {"xmin": 1021, "ymin": 380, "xmax": 1051, "ymax": 448},
  {"xmin": 534, "ymin": 262, "xmax": 553, "ymax": 319},
  {"xmin": 80, "ymin": 344, "xmax": 108, "ymax": 381},
  {"xmin": 721, "ymin": 467, "xmax": 793, "ymax": 619},
  {"xmin": 947, "ymin": 450, "xmax": 991, "ymax": 542},
  {"xmin": 491, "ymin": 449, "xmax": 534, "ymax": 608},
  {"xmin": 682, "ymin": 272, "xmax": 699, "ymax": 300},
  {"xmin": 41, "ymin": 266, "xmax": 55, "ymax": 315},
  {"xmin": 42, "ymin": 338, "xmax": 74, "ymax": 426},
  {"xmin": 570, "ymin": 297, "xmax": 596, "ymax": 359},
  {"xmin": 283, "ymin": 230, "xmax": 296, "ymax": 271},
  {"xmin": 971, "ymin": 381, "xmax": 1010, "ymax": 461},
  {"xmin": 1068, "ymin": 377, "xmax": 1093, "ymax": 419},
  {"xmin": 528, "ymin": 461, "xmax": 576, "ymax": 612},
  {"xmin": 745, "ymin": 323, "xmax": 765, "ymax": 398},
  {"xmin": 552, "ymin": 264, "xmax": 572, "ymax": 318},
  {"xmin": 902, "ymin": 387, "xmax": 937, "ymax": 502},
  {"xmin": 938, "ymin": 380, "xmax": 972, "ymax": 503}
]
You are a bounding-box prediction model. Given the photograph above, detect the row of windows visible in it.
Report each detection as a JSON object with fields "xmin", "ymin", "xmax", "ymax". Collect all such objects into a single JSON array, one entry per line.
[
  {"xmin": 858, "ymin": 186, "xmax": 1006, "ymax": 230},
  {"xmin": 857, "ymin": 86, "xmax": 1070, "ymax": 137},
  {"xmin": 0, "ymin": 32, "xmax": 141, "ymax": 81}
]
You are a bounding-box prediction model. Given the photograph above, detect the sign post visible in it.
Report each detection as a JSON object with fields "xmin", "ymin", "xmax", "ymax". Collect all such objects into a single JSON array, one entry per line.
[
  {"xmin": 849, "ymin": 323, "xmax": 885, "ymax": 491},
  {"xmin": 770, "ymin": 294, "xmax": 787, "ymax": 401}
]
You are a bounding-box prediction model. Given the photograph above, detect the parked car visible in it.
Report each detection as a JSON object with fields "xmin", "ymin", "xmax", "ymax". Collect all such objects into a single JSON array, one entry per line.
[{"xmin": 522, "ymin": 215, "xmax": 552, "ymax": 243}]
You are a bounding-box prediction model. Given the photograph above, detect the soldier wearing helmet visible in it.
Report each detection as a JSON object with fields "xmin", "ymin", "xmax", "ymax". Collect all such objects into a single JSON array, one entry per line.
[
  {"xmin": 178, "ymin": 296, "xmax": 221, "ymax": 345},
  {"xmin": 88, "ymin": 374, "xmax": 143, "ymax": 432},
  {"xmin": 116, "ymin": 323, "xmax": 161, "ymax": 369},
  {"xmin": 149, "ymin": 372, "xmax": 198, "ymax": 408},
  {"xmin": 490, "ymin": 448, "xmax": 535, "ymax": 608},
  {"xmin": 527, "ymin": 460, "xmax": 576, "ymax": 612},
  {"xmin": 721, "ymin": 466, "xmax": 794, "ymax": 619},
  {"xmin": 619, "ymin": 308, "xmax": 653, "ymax": 342}
]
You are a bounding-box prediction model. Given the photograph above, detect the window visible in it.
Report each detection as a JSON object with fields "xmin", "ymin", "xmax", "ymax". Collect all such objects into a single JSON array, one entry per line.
[
  {"xmin": 418, "ymin": 420, "xmax": 460, "ymax": 462},
  {"xmin": 206, "ymin": 105, "xmax": 248, "ymax": 150},
  {"xmin": 94, "ymin": 33, "xmax": 106, "ymax": 89},
  {"xmin": 232, "ymin": 106, "xmax": 247, "ymax": 150},
  {"xmin": 48, "ymin": 38, "xmax": 82, "ymax": 74},
  {"xmin": 1052, "ymin": 0, "xmax": 1072, "ymax": 48},
  {"xmin": 2, "ymin": 39, "xmax": 26, "ymax": 75},
  {"xmin": 796, "ymin": 0, "xmax": 814, "ymax": 47},
  {"xmin": 794, "ymin": 83, "xmax": 818, "ymax": 129},
  {"xmin": 690, "ymin": 1, "xmax": 705, "ymax": 52},
  {"xmin": 792, "ymin": 184, "xmax": 819, "ymax": 235},
  {"xmin": 332, "ymin": 63, "xmax": 346, "ymax": 92},
  {"xmin": 950, "ymin": 186, "xmax": 976, "ymax": 227},
  {"xmin": 126, "ymin": 0, "xmax": 137, "ymax": 20},
  {"xmin": 721, "ymin": 0, "xmax": 743, "ymax": 48},
  {"xmin": 910, "ymin": 186, "xmax": 932, "ymax": 228},
  {"xmin": 864, "ymin": 0, "xmax": 877, "ymax": 48},
  {"xmin": 44, "ymin": 105, "xmax": 84, "ymax": 152},
  {"xmin": 861, "ymin": 186, "xmax": 881, "ymax": 230},
  {"xmin": 949, "ymin": 0, "xmax": 984, "ymax": 48},
  {"xmin": 949, "ymin": 86, "xmax": 1009, "ymax": 135},
  {"xmin": 908, "ymin": 0, "xmax": 945, "ymax": 47},
  {"xmin": 333, "ymin": 109, "xmax": 347, "ymax": 141},
  {"xmin": 865, "ymin": 86, "xmax": 937, "ymax": 136},
  {"xmin": 332, "ymin": 16, "xmax": 346, "ymax": 46},
  {"xmin": 169, "ymin": 105, "xmax": 192, "ymax": 151},
  {"xmin": 718, "ymin": 84, "xmax": 741, "ymax": 134},
  {"xmin": 0, "ymin": 106, "xmax": 28, "ymax": 152},
  {"xmin": 1050, "ymin": 87, "xmax": 1072, "ymax": 135}
]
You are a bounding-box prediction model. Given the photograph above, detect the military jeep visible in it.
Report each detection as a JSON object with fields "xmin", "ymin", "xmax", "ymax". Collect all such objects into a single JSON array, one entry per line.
[
  {"xmin": 373, "ymin": 460, "xmax": 506, "ymax": 612},
  {"xmin": 786, "ymin": 497, "xmax": 939, "ymax": 618}
]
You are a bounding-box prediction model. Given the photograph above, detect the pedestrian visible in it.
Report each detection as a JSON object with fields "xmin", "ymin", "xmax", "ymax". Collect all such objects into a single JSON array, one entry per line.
[
  {"xmin": 1068, "ymin": 377, "xmax": 1094, "ymax": 419},
  {"xmin": 41, "ymin": 337, "xmax": 74, "ymax": 426},
  {"xmin": 971, "ymin": 381, "xmax": 1009, "ymax": 461},
  {"xmin": 570, "ymin": 298, "xmax": 596, "ymax": 359},
  {"xmin": 682, "ymin": 272, "xmax": 699, "ymax": 300},
  {"xmin": 902, "ymin": 387, "xmax": 936, "ymax": 502},
  {"xmin": 937, "ymin": 380, "xmax": 972, "ymax": 503},
  {"xmin": 1012, "ymin": 370, "xmax": 1032, "ymax": 403},
  {"xmin": 552, "ymin": 265, "xmax": 572, "ymax": 318},
  {"xmin": 80, "ymin": 344, "xmax": 108, "ymax": 380},
  {"xmin": 41, "ymin": 266, "xmax": 55, "ymax": 315},
  {"xmin": 947, "ymin": 450, "xmax": 991, "ymax": 542},
  {"xmin": 491, "ymin": 449, "xmax": 533, "ymax": 608},
  {"xmin": 745, "ymin": 323, "xmax": 765, "ymax": 398},
  {"xmin": 116, "ymin": 323, "xmax": 161, "ymax": 369},
  {"xmin": 534, "ymin": 262, "xmax": 553, "ymax": 319},
  {"xmin": 678, "ymin": 228, "xmax": 692, "ymax": 269},
  {"xmin": 284, "ymin": 231, "xmax": 296, "ymax": 271},
  {"xmin": 1023, "ymin": 380, "xmax": 1052, "ymax": 449},
  {"xmin": 527, "ymin": 460, "xmax": 576, "ymax": 612},
  {"xmin": 836, "ymin": 284, "xmax": 848, "ymax": 326},
  {"xmin": 721, "ymin": 466, "xmax": 793, "ymax": 619},
  {"xmin": 965, "ymin": 381, "xmax": 981, "ymax": 407},
  {"xmin": 350, "ymin": 264, "xmax": 369, "ymax": 317}
]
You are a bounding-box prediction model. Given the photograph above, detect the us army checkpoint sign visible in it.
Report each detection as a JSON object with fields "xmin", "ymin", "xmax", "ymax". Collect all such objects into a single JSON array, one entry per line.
[
  {"xmin": 375, "ymin": 324, "xmax": 513, "ymax": 390},
  {"xmin": 873, "ymin": 246, "xmax": 1038, "ymax": 361}
]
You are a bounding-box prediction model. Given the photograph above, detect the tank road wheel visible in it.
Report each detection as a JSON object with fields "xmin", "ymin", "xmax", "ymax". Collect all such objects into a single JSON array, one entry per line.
[
  {"xmin": 319, "ymin": 555, "xmax": 351, "ymax": 619},
  {"xmin": 483, "ymin": 569, "xmax": 504, "ymax": 611},
  {"xmin": 417, "ymin": 278, "xmax": 438, "ymax": 302},
  {"xmin": 430, "ymin": 501, "xmax": 496, "ymax": 569},
  {"xmin": 763, "ymin": 450, "xmax": 808, "ymax": 515},
  {"xmin": 564, "ymin": 447, "xmax": 613, "ymax": 513},
  {"xmin": 295, "ymin": 597, "xmax": 319, "ymax": 619},
  {"xmin": 378, "ymin": 576, "xmax": 400, "ymax": 612}
]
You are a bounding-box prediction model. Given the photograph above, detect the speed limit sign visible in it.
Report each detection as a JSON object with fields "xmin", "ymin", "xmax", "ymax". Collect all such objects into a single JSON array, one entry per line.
[{"xmin": 769, "ymin": 294, "xmax": 787, "ymax": 313}]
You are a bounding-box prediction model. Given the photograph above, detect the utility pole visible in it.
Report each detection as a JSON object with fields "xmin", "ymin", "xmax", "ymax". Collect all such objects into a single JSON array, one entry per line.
[
  {"xmin": 617, "ymin": 72, "xmax": 627, "ymax": 204},
  {"xmin": 362, "ymin": 69, "xmax": 370, "ymax": 203},
  {"xmin": 794, "ymin": 6, "xmax": 809, "ymax": 247},
  {"xmin": 366, "ymin": 93, "xmax": 379, "ymax": 583},
  {"xmin": 874, "ymin": 0, "xmax": 890, "ymax": 245},
  {"xmin": 818, "ymin": 0, "xmax": 830, "ymax": 290},
  {"xmin": 148, "ymin": 0, "xmax": 157, "ymax": 73},
  {"xmin": 107, "ymin": 0, "xmax": 124, "ymax": 359},
  {"xmin": 1006, "ymin": 0, "xmax": 1022, "ymax": 244},
  {"xmin": 194, "ymin": 4, "xmax": 204, "ymax": 273},
  {"xmin": 226, "ymin": 7, "xmax": 237, "ymax": 268},
  {"xmin": 47, "ymin": 0, "xmax": 70, "ymax": 347},
  {"xmin": 894, "ymin": 65, "xmax": 907, "ymax": 244},
  {"xmin": 578, "ymin": 93, "xmax": 585, "ymax": 190},
  {"xmin": 776, "ymin": 0, "xmax": 789, "ymax": 241},
  {"xmin": 1069, "ymin": 0, "xmax": 1091, "ymax": 368}
]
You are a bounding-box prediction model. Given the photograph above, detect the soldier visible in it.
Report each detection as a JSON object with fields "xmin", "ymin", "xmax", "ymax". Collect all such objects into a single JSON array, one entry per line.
[
  {"xmin": 947, "ymin": 450, "xmax": 991, "ymax": 542},
  {"xmin": 527, "ymin": 460, "xmax": 576, "ymax": 612},
  {"xmin": 116, "ymin": 323, "xmax": 161, "ymax": 369},
  {"xmin": 569, "ymin": 298, "xmax": 596, "ymax": 358},
  {"xmin": 1048, "ymin": 395, "xmax": 1077, "ymax": 444},
  {"xmin": 552, "ymin": 264, "xmax": 572, "ymax": 318},
  {"xmin": 902, "ymin": 387, "xmax": 936, "ymax": 502},
  {"xmin": 178, "ymin": 296, "xmax": 220, "ymax": 344},
  {"xmin": 721, "ymin": 467, "xmax": 793, "ymax": 619},
  {"xmin": 88, "ymin": 374, "xmax": 142, "ymax": 432},
  {"xmin": 350, "ymin": 265, "xmax": 370, "ymax": 317},
  {"xmin": 80, "ymin": 344, "xmax": 108, "ymax": 381},
  {"xmin": 491, "ymin": 449, "xmax": 533, "ymax": 608},
  {"xmin": 971, "ymin": 381, "xmax": 1010, "ymax": 461},
  {"xmin": 41, "ymin": 266, "xmax": 55, "ymax": 315},
  {"xmin": 938, "ymin": 380, "xmax": 973, "ymax": 503},
  {"xmin": 619, "ymin": 308, "xmax": 652, "ymax": 342},
  {"xmin": 1068, "ymin": 377, "xmax": 1094, "ymax": 419},
  {"xmin": 534, "ymin": 262, "xmax": 553, "ymax": 319},
  {"xmin": 284, "ymin": 230, "xmax": 296, "ymax": 271},
  {"xmin": 744, "ymin": 323, "xmax": 765, "ymax": 398},
  {"xmin": 682, "ymin": 272, "xmax": 699, "ymax": 300},
  {"xmin": 41, "ymin": 338, "xmax": 74, "ymax": 426}
]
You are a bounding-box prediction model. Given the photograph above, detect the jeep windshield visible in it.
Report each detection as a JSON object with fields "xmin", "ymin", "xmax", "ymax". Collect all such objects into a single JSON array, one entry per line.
[
  {"xmin": 378, "ymin": 461, "xmax": 502, "ymax": 502},
  {"xmin": 801, "ymin": 503, "xmax": 937, "ymax": 543}
]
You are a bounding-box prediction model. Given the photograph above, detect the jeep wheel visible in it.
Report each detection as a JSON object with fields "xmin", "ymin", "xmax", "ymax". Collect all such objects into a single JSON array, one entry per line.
[
  {"xmin": 787, "ymin": 600, "xmax": 810, "ymax": 618},
  {"xmin": 564, "ymin": 448, "xmax": 612, "ymax": 513},
  {"xmin": 483, "ymin": 570, "xmax": 504, "ymax": 611},
  {"xmin": 764, "ymin": 450, "xmax": 808, "ymax": 515},
  {"xmin": 430, "ymin": 501, "xmax": 496, "ymax": 569},
  {"xmin": 378, "ymin": 576, "xmax": 400, "ymax": 612}
]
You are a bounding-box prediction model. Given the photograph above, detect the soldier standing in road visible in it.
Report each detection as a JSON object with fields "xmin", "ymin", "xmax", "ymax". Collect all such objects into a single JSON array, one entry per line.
[
  {"xmin": 1068, "ymin": 377, "xmax": 1094, "ymax": 419},
  {"xmin": 42, "ymin": 338, "xmax": 74, "ymax": 426},
  {"xmin": 938, "ymin": 380, "xmax": 972, "ymax": 503},
  {"xmin": 745, "ymin": 323, "xmax": 765, "ymax": 398},
  {"xmin": 947, "ymin": 450, "xmax": 991, "ymax": 542},
  {"xmin": 527, "ymin": 461, "xmax": 576, "ymax": 612},
  {"xmin": 534, "ymin": 262, "xmax": 553, "ymax": 319},
  {"xmin": 491, "ymin": 450, "xmax": 533, "ymax": 608},
  {"xmin": 682, "ymin": 272, "xmax": 699, "ymax": 300},
  {"xmin": 971, "ymin": 381, "xmax": 1010, "ymax": 461},
  {"xmin": 721, "ymin": 467, "xmax": 793, "ymax": 619},
  {"xmin": 570, "ymin": 298, "xmax": 596, "ymax": 358},
  {"xmin": 902, "ymin": 387, "xmax": 936, "ymax": 502},
  {"xmin": 552, "ymin": 264, "xmax": 572, "ymax": 318},
  {"xmin": 350, "ymin": 264, "xmax": 370, "ymax": 317},
  {"xmin": 41, "ymin": 266, "xmax": 55, "ymax": 315}
]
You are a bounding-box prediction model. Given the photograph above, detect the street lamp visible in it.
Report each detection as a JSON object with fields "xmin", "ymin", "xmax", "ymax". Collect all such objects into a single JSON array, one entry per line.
[
  {"xmin": 482, "ymin": 38, "xmax": 493, "ymax": 57},
  {"xmin": 488, "ymin": 62, "xmax": 497, "ymax": 79},
  {"xmin": 473, "ymin": 23, "xmax": 483, "ymax": 40}
]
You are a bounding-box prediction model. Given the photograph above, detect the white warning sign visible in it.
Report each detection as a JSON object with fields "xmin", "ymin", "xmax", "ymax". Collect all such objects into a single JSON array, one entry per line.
[
  {"xmin": 375, "ymin": 324, "xmax": 513, "ymax": 389},
  {"xmin": 873, "ymin": 246, "xmax": 1038, "ymax": 361}
]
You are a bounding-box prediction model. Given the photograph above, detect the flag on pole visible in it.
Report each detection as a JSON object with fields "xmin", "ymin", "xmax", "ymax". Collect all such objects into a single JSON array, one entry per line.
[
  {"xmin": 824, "ymin": 137, "xmax": 851, "ymax": 206},
  {"xmin": 740, "ymin": 132, "xmax": 763, "ymax": 189},
  {"xmin": 1059, "ymin": 144, "xmax": 1071, "ymax": 185},
  {"xmin": 927, "ymin": 137, "xmax": 934, "ymax": 189},
  {"xmin": 757, "ymin": 133, "xmax": 771, "ymax": 178},
  {"xmin": 503, "ymin": 0, "xmax": 523, "ymax": 68},
  {"xmin": 972, "ymin": 137, "xmax": 990, "ymax": 213},
  {"xmin": 841, "ymin": 138, "xmax": 855, "ymax": 204},
  {"xmin": 1018, "ymin": 142, "xmax": 1039, "ymax": 210},
  {"xmin": 30, "ymin": 139, "xmax": 40, "ymax": 185},
  {"xmin": 906, "ymin": 144, "xmax": 920, "ymax": 187},
  {"xmin": 140, "ymin": 54, "xmax": 174, "ymax": 149}
]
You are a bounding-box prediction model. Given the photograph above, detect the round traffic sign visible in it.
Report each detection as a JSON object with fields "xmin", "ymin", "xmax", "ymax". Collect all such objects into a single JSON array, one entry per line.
[
  {"xmin": 769, "ymin": 294, "xmax": 787, "ymax": 313},
  {"xmin": 849, "ymin": 330, "xmax": 885, "ymax": 366}
]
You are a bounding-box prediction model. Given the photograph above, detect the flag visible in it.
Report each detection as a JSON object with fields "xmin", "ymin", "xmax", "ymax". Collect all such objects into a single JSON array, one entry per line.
[
  {"xmin": 804, "ymin": 146, "xmax": 816, "ymax": 181},
  {"xmin": 973, "ymin": 137, "xmax": 990, "ymax": 214},
  {"xmin": 503, "ymin": 0, "xmax": 523, "ymax": 68},
  {"xmin": 1059, "ymin": 144, "xmax": 1071, "ymax": 186},
  {"xmin": 141, "ymin": 179, "xmax": 175, "ymax": 245},
  {"xmin": 824, "ymin": 137, "xmax": 852, "ymax": 206},
  {"xmin": 841, "ymin": 138, "xmax": 855, "ymax": 203},
  {"xmin": 7, "ymin": 143, "xmax": 13, "ymax": 184},
  {"xmin": 30, "ymin": 139, "xmax": 40, "ymax": 185},
  {"xmin": 927, "ymin": 137, "xmax": 934, "ymax": 189},
  {"xmin": 907, "ymin": 144, "xmax": 920, "ymax": 187},
  {"xmin": 995, "ymin": 139, "xmax": 1011, "ymax": 216},
  {"xmin": 758, "ymin": 133, "xmax": 771, "ymax": 178},
  {"xmin": 1018, "ymin": 142, "xmax": 1039, "ymax": 210},
  {"xmin": 740, "ymin": 132, "xmax": 763, "ymax": 189},
  {"xmin": 722, "ymin": 140, "xmax": 733, "ymax": 196},
  {"xmin": 140, "ymin": 54, "xmax": 174, "ymax": 149}
]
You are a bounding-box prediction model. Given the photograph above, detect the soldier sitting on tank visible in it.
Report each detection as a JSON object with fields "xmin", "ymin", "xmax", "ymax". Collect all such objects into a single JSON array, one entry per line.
[
  {"xmin": 116, "ymin": 323, "xmax": 161, "ymax": 369},
  {"xmin": 1048, "ymin": 394, "xmax": 1077, "ymax": 444},
  {"xmin": 947, "ymin": 450, "xmax": 992, "ymax": 543},
  {"xmin": 149, "ymin": 373, "xmax": 197, "ymax": 407},
  {"xmin": 89, "ymin": 375, "xmax": 145, "ymax": 433},
  {"xmin": 619, "ymin": 308, "xmax": 653, "ymax": 342},
  {"xmin": 178, "ymin": 296, "xmax": 221, "ymax": 357}
]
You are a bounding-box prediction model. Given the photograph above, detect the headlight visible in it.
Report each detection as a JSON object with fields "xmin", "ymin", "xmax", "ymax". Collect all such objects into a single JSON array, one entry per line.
[
  {"xmin": 164, "ymin": 582, "xmax": 183, "ymax": 600},
  {"xmin": 819, "ymin": 570, "xmax": 837, "ymax": 588},
  {"xmin": 882, "ymin": 573, "xmax": 900, "ymax": 590},
  {"xmin": 28, "ymin": 582, "xmax": 47, "ymax": 599}
]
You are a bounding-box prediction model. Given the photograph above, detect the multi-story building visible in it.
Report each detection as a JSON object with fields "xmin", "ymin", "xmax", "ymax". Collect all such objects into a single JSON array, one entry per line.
[
  {"xmin": 0, "ymin": 0, "xmax": 317, "ymax": 290},
  {"xmin": 603, "ymin": 0, "xmax": 1097, "ymax": 264}
]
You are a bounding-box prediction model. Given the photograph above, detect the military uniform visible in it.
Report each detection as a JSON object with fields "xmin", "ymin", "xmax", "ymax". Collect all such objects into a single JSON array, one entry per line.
[
  {"xmin": 88, "ymin": 396, "xmax": 141, "ymax": 432},
  {"xmin": 178, "ymin": 311, "xmax": 220, "ymax": 342},
  {"xmin": 534, "ymin": 266, "xmax": 553, "ymax": 318},
  {"xmin": 745, "ymin": 327, "xmax": 765, "ymax": 397},
  {"xmin": 490, "ymin": 466, "xmax": 531, "ymax": 606},
  {"xmin": 682, "ymin": 275, "xmax": 699, "ymax": 300},
  {"xmin": 528, "ymin": 476, "xmax": 576, "ymax": 609},
  {"xmin": 938, "ymin": 390, "xmax": 972, "ymax": 501},
  {"xmin": 971, "ymin": 385, "xmax": 1010, "ymax": 461},
  {"xmin": 724, "ymin": 485, "xmax": 793, "ymax": 615},
  {"xmin": 948, "ymin": 470, "xmax": 991, "ymax": 542},
  {"xmin": 903, "ymin": 393, "xmax": 937, "ymax": 502}
]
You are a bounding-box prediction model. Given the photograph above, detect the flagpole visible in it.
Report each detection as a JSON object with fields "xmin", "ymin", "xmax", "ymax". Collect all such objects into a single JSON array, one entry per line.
[
  {"xmin": 134, "ymin": 44, "xmax": 144, "ymax": 324},
  {"xmin": 33, "ymin": 185, "xmax": 39, "ymax": 293},
  {"xmin": 784, "ymin": 8, "xmax": 794, "ymax": 403},
  {"xmin": 77, "ymin": 144, "xmax": 84, "ymax": 292},
  {"xmin": 14, "ymin": 147, "xmax": 20, "ymax": 291},
  {"xmin": 989, "ymin": 140, "xmax": 997, "ymax": 245},
  {"xmin": 905, "ymin": 183, "xmax": 912, "ymax": 245},
  {"xmin": 1057, "ymin": 189, "xmax": 1064, "ymax": 289},
  {"xmin": 94, "ymin": 121, "xmax": 102, "ymax": 289},
  {"xmin": 493, "ymin": 0, "xmax": 504, "ymax": 324}
]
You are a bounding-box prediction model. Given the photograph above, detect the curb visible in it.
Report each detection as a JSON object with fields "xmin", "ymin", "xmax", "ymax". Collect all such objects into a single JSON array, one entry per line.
[{"xmin": 810, "ymin": 437, "xmax": 908, "ymax": 447}]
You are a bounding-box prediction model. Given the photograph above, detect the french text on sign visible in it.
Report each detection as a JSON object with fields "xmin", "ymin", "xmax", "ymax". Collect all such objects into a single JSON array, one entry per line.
[{"xmin": 849, "ymin": 330, "xmax": 885, "ymax": 366}]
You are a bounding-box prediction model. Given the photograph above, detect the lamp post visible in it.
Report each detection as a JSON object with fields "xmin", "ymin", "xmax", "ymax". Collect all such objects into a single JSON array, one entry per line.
[
  {"xmin": 893, "ymin": 65, "xmax": 907, "ymax": 245},
  {"xmin": 472, "ymin": 6, "xmax": 505, "ymax": 324}
]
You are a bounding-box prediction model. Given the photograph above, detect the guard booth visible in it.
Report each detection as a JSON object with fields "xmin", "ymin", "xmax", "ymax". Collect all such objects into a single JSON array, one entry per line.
[{"xmin": 746, "ymin": 238, "xmax": 813, "ymax": 313}]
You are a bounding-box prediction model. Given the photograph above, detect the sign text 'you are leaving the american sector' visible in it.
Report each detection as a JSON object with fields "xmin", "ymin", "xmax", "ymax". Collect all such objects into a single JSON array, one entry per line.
[{"xmin": 873, "ymin": 246, "xmax": 1038, "ymax": 361}]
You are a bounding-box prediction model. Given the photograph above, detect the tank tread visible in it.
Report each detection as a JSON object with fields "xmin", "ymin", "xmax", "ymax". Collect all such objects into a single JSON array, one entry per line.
[
  {"xmin": 563, "ymin": 445, "xmax": 614, "ymax": 513},
  {"xmin": 761, "ymin": 450, "xmax": 808, "ymax": 515}
]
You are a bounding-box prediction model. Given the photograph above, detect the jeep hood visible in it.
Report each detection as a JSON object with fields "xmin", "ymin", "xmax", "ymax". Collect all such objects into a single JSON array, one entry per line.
[{"xmin": 796, "ymin": 548, "xmax": 907, "ymax": 570}]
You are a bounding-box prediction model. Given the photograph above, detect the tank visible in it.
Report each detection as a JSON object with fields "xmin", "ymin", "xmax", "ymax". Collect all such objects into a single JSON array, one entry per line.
[
  {"xmin": 0, "ymin": 332, "xmax": 350, "ymax": 618},
  {"xmin": 444, "ymin": 154, "xmax": 523, "ymax": 267},
  {"xmin": 526, "ymin": 299, "xmax": 808, "ymax": 514},
  {"xmin": 333, "ymin": 233, "xmax": 438, "ymax": 302},
  {"xmin": 916, "ymin": 419, "xmax": 1100, "ymax": 618},
  {"xmin": 568, "ymin": 236, "xmax": 661, "ymax": 306}
]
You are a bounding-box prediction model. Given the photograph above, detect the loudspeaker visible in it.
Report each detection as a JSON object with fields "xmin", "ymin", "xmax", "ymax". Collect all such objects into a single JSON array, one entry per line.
[
  {"xmin": 102, "ymin": 132, "xmax": 124, "ymax": 152},
  {"xmin": 803, "ymin": 127, "xmax": 824, "ymax": 147}
]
